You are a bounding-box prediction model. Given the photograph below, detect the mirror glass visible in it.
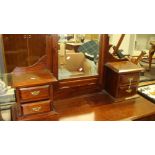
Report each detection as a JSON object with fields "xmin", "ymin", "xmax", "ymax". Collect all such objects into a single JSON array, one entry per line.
[{"xmin": 58, "ymin": 34, "xmax": 100, "ymax": 80}]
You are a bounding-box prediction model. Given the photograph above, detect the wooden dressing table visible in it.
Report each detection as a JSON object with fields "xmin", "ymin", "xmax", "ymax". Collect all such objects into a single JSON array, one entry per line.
[{"xmin": 8, "ymin": 34, "xmax": 155, "ymax": 121}]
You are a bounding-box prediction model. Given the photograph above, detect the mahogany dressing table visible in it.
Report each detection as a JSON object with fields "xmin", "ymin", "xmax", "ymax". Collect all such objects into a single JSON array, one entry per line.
[{"xmin": 8, "ymin": 34, "xmax": 155, "ymax": 121}]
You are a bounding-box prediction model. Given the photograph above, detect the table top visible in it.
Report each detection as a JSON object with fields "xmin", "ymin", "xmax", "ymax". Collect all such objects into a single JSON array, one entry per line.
[
  {"xmin": 105, "ymin": 61, "xmax": 144, "ymax": 73},
  {"xmin": 12, "ymin": 69, "xmax": 57, "ymax": 88},
  {"xmin": 12, "ymin": 91, "xmax": 155, "ymax": 121},
  {"xmin": 54, "ymin": 92, "xmax": 155, "ymax": 121}
]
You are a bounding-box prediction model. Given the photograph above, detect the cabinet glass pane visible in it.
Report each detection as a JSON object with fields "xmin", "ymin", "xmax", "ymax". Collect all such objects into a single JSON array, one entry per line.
[{"xmin": 58, "ymin": 34, "xmax": 100, "ymax": 80}]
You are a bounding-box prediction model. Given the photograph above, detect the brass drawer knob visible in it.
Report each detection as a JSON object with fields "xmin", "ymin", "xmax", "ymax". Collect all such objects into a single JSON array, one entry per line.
[
  {"xmin": 128, "ymin": 77, "xmax": 133, "ymax": 83},
  {"xmin": 32, "ymin": 106, "xmax": 42, "ymax": 112},
  {"xmin": 126, "ymin": 89, "xmax": 132, "ymax": 93},
  {"xmin": 31, "ymin": 91, "xmax": 40, "ymax": 96},
  {"xmin": 126, "ymin": 78, "xmax": 134, "ymax": 93},
  {"xmin": 24, "ymin": 35, "xmax": 27, "ymax": 39}
]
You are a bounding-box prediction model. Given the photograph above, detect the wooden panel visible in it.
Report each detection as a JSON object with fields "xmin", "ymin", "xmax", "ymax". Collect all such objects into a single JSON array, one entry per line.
[
  {"xmin": 119, "ymin": 73, "xmax": 140, "ymax": 85},
  {"xmin": 4, "ymin": 50, "xmax": 28, "ymax": 72},
  {"xmin": 2, "ymin": 34, "xmax": 47, "ymax": 72},
  {"xmin": 3, "ymin": 34, "xmax": 28, "ymax": 72},
  {"xmin": 28, "ymin": 34, "xmax": 47, "ymax": 65},
  {"xmin": 58, "ymin": 77, "xmax": 99, "ymax": 88},
  {"xmin": 54, "ymin": 84, "xmax": 101, "ymax": 100},
  {"xmin": 3, "ymin": 34, "xmax": 27, "ymax": 51},
  {"xmin": 21, "ymin": 100, "xmax": 51, "ymax": 115},
  {"xmin": 53, "ymin": 76, "xmax": 100, "ymax": 100},
  {"xmin": 19, "ymin": 85, "xmax": 50, "ymax": 102},
  {"xmin": 117, "ymin": 85, "xmax": 138, "ymax": 98},
  {"xmin": 104, "ymin": 67, "xmax": 119, "ymax": 97}
]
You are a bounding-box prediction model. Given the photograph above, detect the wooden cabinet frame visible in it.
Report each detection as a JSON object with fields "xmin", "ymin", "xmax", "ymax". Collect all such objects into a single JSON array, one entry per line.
[{"xmin": 46, "ymin": 34, "xmax": 110, "ymax": 100}]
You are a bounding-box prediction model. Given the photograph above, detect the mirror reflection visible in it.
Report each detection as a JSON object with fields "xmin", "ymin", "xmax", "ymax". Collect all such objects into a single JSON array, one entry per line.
[
  {"xmin": 109, "ymin": 34, "xmax": 155, "ymax": 82},
  {"xmin": 58, "ymin": 34, "xmax": 100, "ymax": 80}
]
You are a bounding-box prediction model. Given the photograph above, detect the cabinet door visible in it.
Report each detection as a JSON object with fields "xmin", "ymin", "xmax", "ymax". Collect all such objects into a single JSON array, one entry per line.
[
  {"xmin": 3, "ymin": 34, "xmax": 28, "ymax": 72},
  {"xmin": 28, "ymin": 34, "xmax": 46, "ymax": 65}
]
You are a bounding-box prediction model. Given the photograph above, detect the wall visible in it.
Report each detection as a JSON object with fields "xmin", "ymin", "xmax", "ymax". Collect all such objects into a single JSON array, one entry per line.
[
  {"xmin": 135, "ymin": 34, "xmax": 155, "ymax": 50},
  {"xmin": 109, "ymin": 34, "xmax": 131, "ymax": 55},
  {"xmin": 85, "ymin": 34, "xmax": 99, "ymax": 40},
  {"xmin": 109, "ymin": 34, "xmax": 155, "ymax": 56}
]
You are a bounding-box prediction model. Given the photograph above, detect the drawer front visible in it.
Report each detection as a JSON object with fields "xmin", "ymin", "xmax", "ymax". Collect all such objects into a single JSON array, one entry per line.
[
  {"xmin": 117, "ymin": 85, "xmax": 138, "ymax": 98},
  {"xmin": 19, "ymin": 85, "xmax": 50, "ymax": 102},
  {"xmin": 119, "ymin": 73, "xmax": 139, "ymax": 85},
  {"xmin": 21, "ymin": 100, "xmax": 51, "ymax": 115}
]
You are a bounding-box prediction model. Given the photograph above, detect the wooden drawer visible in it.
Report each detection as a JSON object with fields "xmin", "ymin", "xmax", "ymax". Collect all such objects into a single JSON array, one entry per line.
[
  {"xmin": 119, "ymin": 73, "xmax": 139, "ymax": 85},
  {"xmin": 19, "ymin": 85, "xmax": 50, "ymax": 102},
  {"xmin": 117, "ymin": 85, "xmax": 138, "ymax": 98},
  {"xmin": 21, "ymin": 100, "xmax": 51, "ymax": 115}
]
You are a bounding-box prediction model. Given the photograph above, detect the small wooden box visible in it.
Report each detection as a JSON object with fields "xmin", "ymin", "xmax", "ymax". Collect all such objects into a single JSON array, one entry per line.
[{"xmin": 104, "ymin": 61, "xmax": 143, "ymax": 101}]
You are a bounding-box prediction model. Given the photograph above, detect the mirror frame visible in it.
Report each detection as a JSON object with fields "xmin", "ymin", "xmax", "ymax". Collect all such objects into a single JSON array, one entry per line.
[{"xmin": 46, "ymin": 34, "xmax": 109, "ymax": 99}]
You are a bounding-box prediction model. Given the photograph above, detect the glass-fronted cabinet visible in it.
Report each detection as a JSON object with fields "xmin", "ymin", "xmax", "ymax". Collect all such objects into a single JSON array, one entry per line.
[{"xmin": 0, "ymin": 34, "xmax": 47, "ymax": 73}]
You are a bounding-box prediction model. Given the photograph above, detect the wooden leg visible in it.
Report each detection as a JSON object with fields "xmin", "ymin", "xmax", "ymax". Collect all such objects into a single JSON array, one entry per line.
[
  {"xmin": 149, "ymin": 48, "xmax": 155, "ymax": 71},
  {"xmin": 132, "ymin": 51, "xmax": 146, "ymax": 64}
]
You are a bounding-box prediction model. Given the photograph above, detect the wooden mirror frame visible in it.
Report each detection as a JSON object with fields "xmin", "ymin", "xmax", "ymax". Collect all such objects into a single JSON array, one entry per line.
[{"xmin": 46, "ymin": 34, "xmax": 110, "ymax": 100}]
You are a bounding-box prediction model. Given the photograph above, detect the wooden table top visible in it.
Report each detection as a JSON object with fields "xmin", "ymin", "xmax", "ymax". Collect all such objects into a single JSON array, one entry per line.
[
  {"xmin": 12, "ymin": 69, "xmax": 57, "ymax": 88},
  {"xmin": 53, "ymin": 91, "xmax": 155, "ymax": 121},
  {"xmin": 12, "ymin": 91, "xmax": 155, "ymax": 121},
  {"xmin": 105, "ymin": 61, "xmax": 144, "ymax": 73}
]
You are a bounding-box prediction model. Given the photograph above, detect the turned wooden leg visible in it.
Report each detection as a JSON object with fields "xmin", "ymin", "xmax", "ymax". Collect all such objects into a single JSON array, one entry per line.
[{"xmin": 149, "ymin": 48, "xmax": 155, "ymax": 71}]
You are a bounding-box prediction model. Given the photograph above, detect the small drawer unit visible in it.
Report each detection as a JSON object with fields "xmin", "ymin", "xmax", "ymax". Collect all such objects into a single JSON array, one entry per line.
[
  {"xmin": 12, "ymin": 70, "xmax": 57, "ymax": 120},
  {"xmin": 104, "ymin": 61, "xmax": 143, "ymax": 100}
]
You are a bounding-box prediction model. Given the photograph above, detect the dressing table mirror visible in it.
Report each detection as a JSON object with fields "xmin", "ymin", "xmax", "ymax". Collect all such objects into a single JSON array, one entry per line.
[{"xmin": 49, "ymin": 34, "xmax": 109, "ymax": 100}]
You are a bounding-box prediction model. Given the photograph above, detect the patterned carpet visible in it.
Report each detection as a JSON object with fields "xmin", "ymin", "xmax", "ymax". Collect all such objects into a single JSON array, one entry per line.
[
  {"xmin": 138, "ymin": 84, "xmax": 155, "ymax": 103},
  {"xmin": 138, "ymin": 58, "xmax": 155, "ymax": 103}
]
